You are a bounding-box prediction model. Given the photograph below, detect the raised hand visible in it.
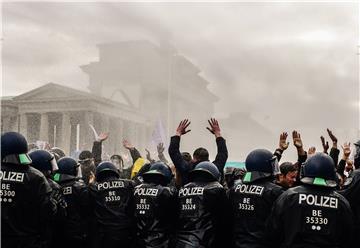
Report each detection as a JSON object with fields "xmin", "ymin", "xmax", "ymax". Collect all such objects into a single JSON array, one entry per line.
[
  {"xmin": 326, "ymin": 128, "xmax": 337, "ymax": 145},
  {"xmin": 206, "ymin": 118, "xmax": 221, "ymax": 138},
  {"xmin": 292, "ymin": 130, "xmax": 303, "ymax": 149},
  {"xmin": 157, "ymin": 143, "xmax": 165, "ymax": 154},
  {"xmin": 341, "ymin": 142, "xmax": 351, "ymax": 159},
  {"xmin": 320, "ymin": 136, "xmax": 329, "ymax": 154},
  {"xmin": 89, "ymin": 171, "xmax": 96, "ymax": 184},
  {"xmin": 122, "ymin": 139, "xmax": 134, "ymax": 150},
  {"xmin": 176, "ymin": 119, "xmax": 191, "ymax": 136},
  {"xmin": 145, "ymin": 148, "xmax": 153, "ymax": 162},
  {"xmin": 97, "ymin": 132, "xmax": 109, "ymax": 142},
  {"xmin": 308, "ymin": 147, "xmax": 316, "ymax": 156},
  {"xmin": 278, "ymin": 132, "xmax": 289, "ymax": 151}
]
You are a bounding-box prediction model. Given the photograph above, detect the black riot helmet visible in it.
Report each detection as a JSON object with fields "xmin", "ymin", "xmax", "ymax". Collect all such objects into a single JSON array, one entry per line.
[
  {"xmin": 96, "ymin": 161, "xmax": 120, "ymax": 182},
  {"xmin": 190, "ymin": 161, "xmax": 221, "ymax": 182},
  {"xmin": 56, "ymin": 157, "xmax": 81, "ymax": 177},
  {"xmin": 1, "ymin": 132, "xmax": 32, "ymax": 165},
  {"xmin": 244, "ymin": 149, "xmax": 279, "ymax": 183},
  {"xmin": 29, "ymin": 150, "xmax": 58, "ymax": 173},
  {"xmin": 143, "ymin": 162, "xmax": 173, "ymax": 186},
  {"xmin": 300, "ymin": 153, "xmax": 337, "ymax": 187}
]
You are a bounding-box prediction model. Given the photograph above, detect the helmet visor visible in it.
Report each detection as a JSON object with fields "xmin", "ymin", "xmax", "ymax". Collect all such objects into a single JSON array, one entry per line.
[
  {"xmin": 270, "ymin": 156, "xmax": 280, "ymax": 175},
  {"xmin": 76, "ymin": 163, "xmax": 82, "ymax": 179},
  {"xmin": 49, "ymin": 156, "xmax": 59, "ymax": 172}
]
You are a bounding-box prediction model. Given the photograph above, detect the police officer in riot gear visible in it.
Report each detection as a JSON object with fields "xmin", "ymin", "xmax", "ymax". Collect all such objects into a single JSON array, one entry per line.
[
  {"xmin": 1, "ymin": 132, "xmax": 56, "ymax": 248},
  {"xmin": 340, "ymin": 141, "xmax": 360, "ymax": 244},
  {"xmin": 29, "ymin": 150, "xmax": 66, "ymax": 204},
  {"xmin": 228, "ymin": 149, "xmax": 283, "ymax": 248},
  {"xmin": 268, "ymin": 153, "xmax": 354, "ymax": 248},
  {"xmin": 174, "ymin": 161, "xmax": 228, "ymax": 248},
  {"xmin": 29, "ymin": 150, "xmax": 67, "ymax": 248},
  {"xmin": 133, "ymin": 162, "xmax": 177, "ymax": 248},
  {"xmin": 53, "ymin": 156, "xmax": 90, "ymax": 248},
  {"xmin": 89, "ymin": 161, "xmax": 135, "ymax": 247}
]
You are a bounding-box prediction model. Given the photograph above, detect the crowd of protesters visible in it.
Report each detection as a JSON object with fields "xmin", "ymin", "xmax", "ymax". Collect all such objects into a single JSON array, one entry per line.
[{"xmin": 1, "ymin": 118, "xmax": 359, "ymax": 248}]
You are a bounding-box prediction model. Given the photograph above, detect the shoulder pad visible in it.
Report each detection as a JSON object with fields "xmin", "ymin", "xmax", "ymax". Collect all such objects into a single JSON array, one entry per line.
[
  {"xmin": 121, "ymin": 179, "xmax": 135, "ymax": 186},
  {"xmin": 28, "ymin": 166, "xmax": 45, "ymax": 178},
  {"xmin": 162, "ymin": 185, "xmax": 178, "ymax": 195},
  {"xmin": 48, "ymin": 178, "xmax": 61, "ymax": 189},
  {"xmin": 183, "ymin": 182, "xmax": 196, "ymax": 188},
  {"xmin": 205, "ymin": 181, "xmax": 223, "ymax": 189}
]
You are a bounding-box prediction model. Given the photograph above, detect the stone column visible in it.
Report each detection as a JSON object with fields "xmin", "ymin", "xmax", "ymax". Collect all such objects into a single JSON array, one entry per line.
[
  {"xmin": 80, "ymin": 111, "xmax": 94, "ymax": 150},
  {"xmin": 122, "ymin": 120, "xmax": 130, "ymax": 141},
  {"xmin": 61, "ymin": 112, "xmax": 71, "ymax": 156},
  {"xmin": 100, "ymin": 115, "xmax": 110, "ymax": 133},
  {"xmin": 136, "ymin": 123, "xmax": 143, "ymax": 152},
  {"xmin": 100, "ymin": 114, "xmax": 110, "ymax": 155},
  {"xmin": 129, "ymin": 120, "xmax": 135, "ymax": 142},
  {"xmin": 19, "ymin": 113, "xmax": 28, "ymax": 139},
  {"xmin": 118, "ymin": 118, "xmax": 124, "ymax": 146},
  {"xmin": 10, "ymin": 116, "xmax": 18, "ymax": 132},
  {"xmin": 39, "ymin": 113, "xmax": 49, "ymax": 142},
  {"xmin": 2, "ymin": 116, "xmax": 11, "ymax": 133},
  {"xmin": 141, "ymin": 124, "xmax": 148, "ymax": 151}
]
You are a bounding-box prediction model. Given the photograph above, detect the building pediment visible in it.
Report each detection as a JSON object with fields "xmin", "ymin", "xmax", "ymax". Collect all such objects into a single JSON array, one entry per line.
[{"xmin": 13, "ymin": 83, "xmax": 90, "ymax": 102}]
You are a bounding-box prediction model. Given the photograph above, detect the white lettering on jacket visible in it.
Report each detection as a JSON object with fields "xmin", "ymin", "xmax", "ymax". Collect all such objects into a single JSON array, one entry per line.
[
  {"xmin": 134, "ymin": 188, "xmax": 159, "ymax": 197},
  {"xmin": 97, "ymin": 181, "xmax": 125, "ymax": 190},
  {"xmin": 178, "ymin": 187, "xmax": 204, "ymax": 197},
  {"xmin": 0, "ymin": 171, "xmax": 24, "ymax": 182},
  {"xmin": 299, "ymin": 194, "xmax": 338, "ymax": 209},
  {"xmin": 234, "ymin": 184, "xmax": 264, "ymax": 196}
]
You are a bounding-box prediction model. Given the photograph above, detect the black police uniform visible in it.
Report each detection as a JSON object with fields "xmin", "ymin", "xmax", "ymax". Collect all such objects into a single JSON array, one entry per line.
[
  {"xmin": 228, "ymin": 178, "xmax": 283, "ymax": 248},
  {"xmin": 133, "ymin": 162, "xmax": 177, "ymax": 248},
  {"xmin": 53, "ymin": 157, "xmax": 90, "ymax": 248},
  {"xmin": 339, "ymin": 168, "xmax": 360, "ymax": 244},
  {"xmin": 29, "ymin": 149, "xmax": 67, "ymax": 248},
  {"xmin": 46, "ymin": 178, "xmax": 67, "ymax": 248},
  {"xmin": 89, "ymin": 161, "xmax": 135, "ymax": 247},
  {"xmin": 174, "ymin": 162, "xmax": 227, "ymax": 248},
  {"xmin": 1, "ymin": 132, "xmax": 56, "ymax": 248},
  {"xmin": 228, "ymin": 149, "xmax": 283, "ymax": 248},
  {"xmin": 268, "ymin": 153, "xmax": 354, "ymax": 248}
]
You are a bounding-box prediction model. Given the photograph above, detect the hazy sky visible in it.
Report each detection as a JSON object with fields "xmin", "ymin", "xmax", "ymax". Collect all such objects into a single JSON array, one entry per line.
[{"xmin": 2, "ymin": 2, "xmax": 359, "ymax": 159}]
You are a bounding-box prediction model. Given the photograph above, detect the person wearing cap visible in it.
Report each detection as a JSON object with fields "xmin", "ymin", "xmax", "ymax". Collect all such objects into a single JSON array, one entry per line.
[
  {"xmin": 53, "ymin": 157, "xmax": 90, "ymax": 248},
  {"xmin": 268, "ymin": 153, "xmax": 354, "ymax": 248},
  {"xmin": 133, "ymin": 162, "xmax": 177, "ymax": 248},
  {"xmin": 88, "ymin": 161, "xmax": 135, "ymax": 247},
  {"xmin": 1, "ymin": 132, "xmax": 56, "ymax": 248},
  {"xmin": 228, "ymin": 149, "xmax": 284, "ymax": 248},
  {"xmin": 174, "ymin": 161, "xmax": 228, "ymax": 248}
]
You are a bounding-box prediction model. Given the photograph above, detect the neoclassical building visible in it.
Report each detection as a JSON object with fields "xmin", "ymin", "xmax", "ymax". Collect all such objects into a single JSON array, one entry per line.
[
  {"xmin": 1, "ymin": 40, "xmax": 218, "ymax": 156},
  {"xmin": 1, "ymin": 83, "xmax": 150, "ymax": 156}
]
